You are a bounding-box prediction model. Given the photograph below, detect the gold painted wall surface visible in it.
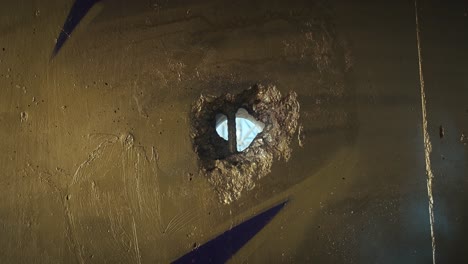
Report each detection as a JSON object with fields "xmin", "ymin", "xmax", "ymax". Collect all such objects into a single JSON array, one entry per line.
[{"xmin": 0, "ymin": 0, "xmax": 467, "ymax": 263}]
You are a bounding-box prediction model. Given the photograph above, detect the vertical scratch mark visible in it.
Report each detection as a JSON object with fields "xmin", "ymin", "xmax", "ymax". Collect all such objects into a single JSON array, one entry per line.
[
  {"xmin": 149, "ymin": 146, "xmax": 164, "ymax": 234},
  {"xmin": 132, "ymin": 217, "xmax": 142, "ymax": 264},
  {"xmin": 65, "ymin": 203, "xmax": 85, "ymax": 264},
  {"xmin": 415, "ymin": 1, "xmax": 436, "ymax": 263},
  {"xmin": 135, "ymin": 153, "xmax": 144, "ymax": 214}
]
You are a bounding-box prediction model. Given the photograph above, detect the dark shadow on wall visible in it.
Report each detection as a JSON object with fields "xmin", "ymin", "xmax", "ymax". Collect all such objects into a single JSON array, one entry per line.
[
  {"xmin": 172, "ymin": 200, "xmax": 287, "ymax": 264},
  {"xmin": 52, "ymin": 0, "xmax": 100, "ymax": 58}
]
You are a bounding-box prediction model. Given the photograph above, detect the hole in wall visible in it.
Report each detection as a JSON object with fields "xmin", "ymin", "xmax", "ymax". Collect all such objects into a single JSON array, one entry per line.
[
  {"xmin": 215, "ymin": 108, "xmax": 265, "ymax": 152},
  {"xmin": 190, "ymin": 84, "xmax": 300, "ymax": 204}
]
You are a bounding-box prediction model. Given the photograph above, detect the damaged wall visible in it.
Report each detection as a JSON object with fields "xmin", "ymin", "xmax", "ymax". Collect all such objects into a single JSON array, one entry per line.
[{"xmin": 0, "ymin": 0, "xmax": 467, "ymax": 263}]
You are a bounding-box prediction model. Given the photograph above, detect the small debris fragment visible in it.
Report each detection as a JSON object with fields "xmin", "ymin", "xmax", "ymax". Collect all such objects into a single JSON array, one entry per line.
[
  {"xmin": 20, "ymin": 112, "xmax": 28, "ymax": 122},
  {"xmin": 461, "ymin": 133, "xmax": 467, "ymax": 145},
  {"xmin": 187, "ymin": 172, "xmax": 193, "ymax": 181},
  {"xmin": 298, "ymin": 124, "xmax": 305, "ymax": 147},
  {"xmin": 122, "ymin": 133, "xmax": 134, "ymax": 149},
  {"xmin": 439, "ymin": 125, "xmax": 444, "ymax": 139}
]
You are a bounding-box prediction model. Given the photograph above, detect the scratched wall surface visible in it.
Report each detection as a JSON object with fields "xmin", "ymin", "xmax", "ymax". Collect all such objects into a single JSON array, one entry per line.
[{"xmin": 0, "ymin": 0, "xmax": 467, "ymax": 263}]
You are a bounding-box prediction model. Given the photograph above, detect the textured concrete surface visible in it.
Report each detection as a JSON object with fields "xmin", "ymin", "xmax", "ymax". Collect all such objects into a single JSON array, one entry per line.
[{"xmin": 0, "ymin": 0, "xmax": 466, "ymax": 263}]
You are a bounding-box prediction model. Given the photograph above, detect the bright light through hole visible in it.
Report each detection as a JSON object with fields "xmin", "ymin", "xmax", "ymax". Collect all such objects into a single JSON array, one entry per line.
[{"xmin": 215, "ymin": 108, "xmax": 265, "ymax": 152}]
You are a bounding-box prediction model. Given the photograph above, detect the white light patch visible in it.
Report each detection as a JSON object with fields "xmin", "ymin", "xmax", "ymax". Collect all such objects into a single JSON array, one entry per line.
[
  {"xmin": 235, "ymin": 108, "xmax": 264, "ymax": 151},
  {"xmin": 215, "ymin": 108, "xmax": 265, "ymax": 152}
]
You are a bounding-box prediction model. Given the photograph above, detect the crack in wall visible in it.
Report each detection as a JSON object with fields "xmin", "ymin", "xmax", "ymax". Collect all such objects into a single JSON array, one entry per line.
[
  {"xmin": 71, "ymin": 135, "xmax": 119, "ymax": 185},
  {"xmin": 415, "ymin": 1, "xmax": 436, "ymax": 263}
]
